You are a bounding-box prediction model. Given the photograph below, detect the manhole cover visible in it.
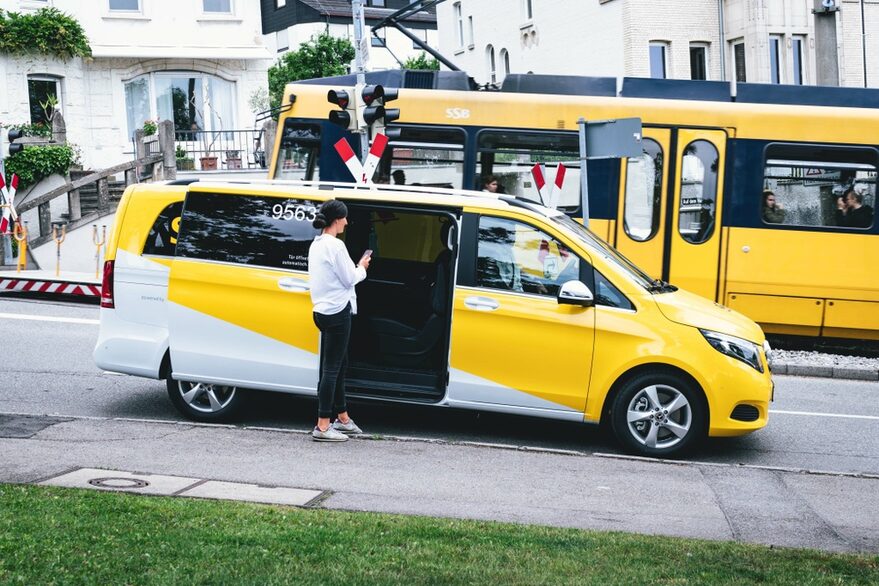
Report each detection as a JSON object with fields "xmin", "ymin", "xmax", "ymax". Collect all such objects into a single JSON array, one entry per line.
[{"xmin": 88, "ymin": 477, "xmax": 150, "ymax": 489}]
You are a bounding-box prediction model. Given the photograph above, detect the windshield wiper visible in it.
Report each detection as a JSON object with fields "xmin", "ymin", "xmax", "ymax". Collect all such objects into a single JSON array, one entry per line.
[{"xmin": 647, "ymin": 279, "xmax": 678, "ymax": 293}]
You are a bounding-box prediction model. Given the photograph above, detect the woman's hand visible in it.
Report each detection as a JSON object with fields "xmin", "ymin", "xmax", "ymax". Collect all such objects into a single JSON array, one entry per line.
[{"xmin": 358, "ymin": 256, "xmax": 371, "ymax": 270}]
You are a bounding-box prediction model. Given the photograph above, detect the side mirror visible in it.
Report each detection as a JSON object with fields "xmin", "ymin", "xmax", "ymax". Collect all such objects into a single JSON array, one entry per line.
[{"xmin": 558, "ymin": 280, "xmax": 594, "ymax": 307}]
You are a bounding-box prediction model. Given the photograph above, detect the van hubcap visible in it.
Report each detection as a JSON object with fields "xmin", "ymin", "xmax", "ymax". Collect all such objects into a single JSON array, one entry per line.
[
  {"xmin": 626, "ymin": 384, "xmax": 691, "ymax": 449},
  {"xmin": 177, "ymin": 381, "xmax": 236, "ymax": 414}
]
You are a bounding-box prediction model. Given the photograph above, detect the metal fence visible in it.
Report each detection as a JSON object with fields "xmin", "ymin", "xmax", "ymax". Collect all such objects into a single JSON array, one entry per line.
[{"xmin": 173, "ymin": 128, "xmax": 267, "ymax": 171}]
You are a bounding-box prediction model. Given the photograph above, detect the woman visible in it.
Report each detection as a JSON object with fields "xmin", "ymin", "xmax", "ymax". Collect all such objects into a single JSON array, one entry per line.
[
  {"xmin": 308, "ymin": 199, "xmax": 371, "ymax": 442},
  {"xmin": 482, "ymin": 175, "xmax": 499, "ymax": 193}
]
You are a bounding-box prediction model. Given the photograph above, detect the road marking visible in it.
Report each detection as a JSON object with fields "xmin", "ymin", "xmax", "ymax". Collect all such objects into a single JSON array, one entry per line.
[
  {"xmin": 770, "ymin": 409, "xmax": 879, "ymax": 422},
  {"xmin": 0, "ymin": 312, "xmax": 99, "ymax": 325}
]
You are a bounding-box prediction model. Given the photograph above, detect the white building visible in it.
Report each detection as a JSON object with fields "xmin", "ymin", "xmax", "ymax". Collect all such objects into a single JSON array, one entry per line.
[
  {"xmin": 0, "ymin": 0, "xmax": 273, "ymax": 169},
  {"xmin": 437, "ymin": 0, "xmax": 879, "ymax": 88}
]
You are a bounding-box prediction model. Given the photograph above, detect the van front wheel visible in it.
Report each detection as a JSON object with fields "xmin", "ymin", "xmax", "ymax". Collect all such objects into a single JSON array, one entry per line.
[
  {"xmin": 167, "ymin": 378, "xmax": 243, "ymax": 422},
  {"xmin": 610, "ymin": 371, "xmax": 706, "ymax": 458}
]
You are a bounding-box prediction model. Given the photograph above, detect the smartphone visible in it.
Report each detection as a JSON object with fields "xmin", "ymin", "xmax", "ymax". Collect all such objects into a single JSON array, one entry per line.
[{"xmin": 361, "ymin": 249, "xmax": 373, "ymax": 260}]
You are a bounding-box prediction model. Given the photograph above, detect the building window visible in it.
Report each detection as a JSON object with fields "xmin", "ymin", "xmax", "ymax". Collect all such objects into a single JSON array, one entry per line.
[
  {"xmin": 792, "ymin": 36, "xmax": 805, "ymax": 85},
  {"xmin": 769, "ymin": 35, "xmax": 782, "ymax": 84},
  {"xmin": 690, "ymin": 43, "xmax": 708, "ymax": 80},
  {"xmin": 372, "ymin": 30, "xmax": 385, "ymax": 47},
  {"xmin": 454, "ymin": 2, "xmax": 463, "ymax": 48},
  {"xmin": 277, "ymin": 29, "xmax": 289, "ymax": 52},
  {"xmin": 467, "ymin": 15, "xmax": 474, "ymax": 47},
  {"xmin": 500, "ymin": 48, "xmax": 510, "ymax": 80},
  {"xmin": 649, "ymin": 42, "xmax": 668, "ymax": 79},
  {"xmin": 203, "ymin": 0, "xmax": 232, "ymax": 14},
  {"xmin": 523, "ymin": 0, "xmax": 533, "ymax": 21},
  {"xmin": 123, "ymin": 72, "xmax": 236, "ymax": 142},
  {"xmin": 27, "ymin": 76, "xmax": 62, "ymax": 128},
  {"xmin": 732, "ymin": 40, "xmax": 746, "ymax": 82},
  {"xmin": 276, "ymin": 0, "xmax": 286, "ymax": 7},
  {"xmin": 109, "ymin": 0, "xmax": 140, "ymax": 11},
  {"xmin": 369, "ymin": 0, "xmax": 386, "ymax": 6},
  {"xmin": 486, "ymin": 45, "xmax": 497, "ymax": 84}
]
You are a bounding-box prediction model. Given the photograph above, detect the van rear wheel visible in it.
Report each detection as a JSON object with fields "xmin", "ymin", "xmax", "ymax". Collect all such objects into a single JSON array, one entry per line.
[
  {"xmin": 610, "ymin": 371, "xmax": 706, "ymax": 458},
  {"xmin": 166, "ymin": 378, "xmax": 243, "ymax": 422}
]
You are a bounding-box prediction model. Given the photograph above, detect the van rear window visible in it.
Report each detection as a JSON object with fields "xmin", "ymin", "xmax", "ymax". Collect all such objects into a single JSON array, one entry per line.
[
  {"xmin": 176, "ymin": 192, "xmax": 320, "ymax": 271},
  {"xmin": 143, "ymin": 201, "xmax": 183, "ymax": 256}
]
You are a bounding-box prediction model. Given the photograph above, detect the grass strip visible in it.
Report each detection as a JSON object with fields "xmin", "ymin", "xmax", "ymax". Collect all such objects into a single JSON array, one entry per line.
[{"xmin": 0, "ymin": 484, "xmax": 877, "ymax": 585}]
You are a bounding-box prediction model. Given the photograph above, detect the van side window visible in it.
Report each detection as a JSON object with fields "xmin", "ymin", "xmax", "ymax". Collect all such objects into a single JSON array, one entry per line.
[
  {"xmin": 176, "ymin": 192, "xmax": 320, "ymax": 271},
  {"xmin": 762, "ymin": 144, "xmax": 876, "ymax": 229},
  {"xmin": 678, "ymin": 140, "xmax": 719, "ymax": 244},
  {"xmin": 595, "ymin": 270, "xmax": 634, "ymax": 310},
  {"xmin": 476, "ymin": 216, "xmax": 580, "ymax": 298},
  {"xmin": 143, "ymin": 201, "xmax": 183, "ymax": 256}
]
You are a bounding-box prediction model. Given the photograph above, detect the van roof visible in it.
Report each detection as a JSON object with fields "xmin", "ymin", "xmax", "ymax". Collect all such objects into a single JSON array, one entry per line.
[{"xmin": 187, "ymin": 179, "xmax": 558, "ymax": 217}]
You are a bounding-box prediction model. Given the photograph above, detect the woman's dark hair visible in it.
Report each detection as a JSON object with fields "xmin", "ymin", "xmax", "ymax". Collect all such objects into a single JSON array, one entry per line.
[{"xmin": 313, "ymin": 199, "xmax": 348, "ymax": 229}]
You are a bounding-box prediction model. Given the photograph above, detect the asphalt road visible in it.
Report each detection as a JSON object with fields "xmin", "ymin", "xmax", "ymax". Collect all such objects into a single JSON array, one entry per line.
[{"xmin": 2, "ymin": 296, "xmax": 878, "ymax": 476}]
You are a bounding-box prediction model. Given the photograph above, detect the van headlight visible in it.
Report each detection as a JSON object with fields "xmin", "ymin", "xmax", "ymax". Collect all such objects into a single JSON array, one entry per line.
[{"xmin": 699, "ymin": 329, "xmax": 764, "ymax": 373}]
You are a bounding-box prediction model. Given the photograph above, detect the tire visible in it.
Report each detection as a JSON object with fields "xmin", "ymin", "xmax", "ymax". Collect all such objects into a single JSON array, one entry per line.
[
  {"xmin": 166, "ymin": 377, "xmax": 243, "ymax": 423},
  {"xmin": 610, "ymin": 370, "xmax": 706, "ymax": 458}
]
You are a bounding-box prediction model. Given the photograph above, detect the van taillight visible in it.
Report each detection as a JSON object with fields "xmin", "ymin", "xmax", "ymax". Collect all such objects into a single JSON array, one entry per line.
[{"xmin": 100, "ymin": 260, "xmax": 115, "ymax": 309}]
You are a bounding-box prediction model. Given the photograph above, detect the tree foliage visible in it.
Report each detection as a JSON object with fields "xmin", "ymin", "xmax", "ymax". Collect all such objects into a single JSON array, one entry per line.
[
  {"xmin": 268, "ymin": 32, "xmax": 355, "ymax": 112},
  {"xmin": 403, "ymin": 53, "xmax": 440, "ymax": 71},
  {"xmin": 5, "ymin": 145, "xmax": 76, "ymax": 190},
  {"xmin": 0, "ymin": 8, "xmax": 92, "ymax": 60}
]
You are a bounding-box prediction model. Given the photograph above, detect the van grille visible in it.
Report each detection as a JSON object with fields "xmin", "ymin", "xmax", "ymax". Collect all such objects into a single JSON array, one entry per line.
[{"xmin": 731, "ymin": 404, "xmax": 760, "ymax": 422}]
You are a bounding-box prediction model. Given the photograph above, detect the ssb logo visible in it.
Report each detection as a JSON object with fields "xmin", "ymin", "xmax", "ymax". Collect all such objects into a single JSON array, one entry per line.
[{"xmin": 445, "ymin": 108, "xmax": 471, "ymax": 120}]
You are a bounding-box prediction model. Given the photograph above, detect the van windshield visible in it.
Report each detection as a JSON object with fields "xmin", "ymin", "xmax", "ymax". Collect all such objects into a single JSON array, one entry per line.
[{"xmin": 550, "ymin": 213, "xmax": 654, "ymax": 289}]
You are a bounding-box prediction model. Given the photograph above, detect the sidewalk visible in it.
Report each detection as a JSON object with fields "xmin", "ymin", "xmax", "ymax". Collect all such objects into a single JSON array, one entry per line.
[{"xmin": 2, "ymin": 413, "xmax": 877, "ymax": 554}]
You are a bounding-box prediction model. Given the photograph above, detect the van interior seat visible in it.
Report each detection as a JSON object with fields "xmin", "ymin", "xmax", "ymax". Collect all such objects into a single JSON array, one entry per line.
[{"xmin": 367, "ymin": 221, "xmax": 452, "ymax": 365}]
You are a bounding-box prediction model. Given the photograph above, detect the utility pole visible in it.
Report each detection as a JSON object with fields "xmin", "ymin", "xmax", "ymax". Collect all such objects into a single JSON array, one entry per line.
[{"xmin": 352, "ymin": 0, "xmax": 370, "ymax": 161}]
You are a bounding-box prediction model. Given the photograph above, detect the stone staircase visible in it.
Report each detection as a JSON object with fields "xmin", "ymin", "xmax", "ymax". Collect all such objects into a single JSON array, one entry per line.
[{"xmin": 66, "ymin": 171, "xmax": 127, "ymax": 217}]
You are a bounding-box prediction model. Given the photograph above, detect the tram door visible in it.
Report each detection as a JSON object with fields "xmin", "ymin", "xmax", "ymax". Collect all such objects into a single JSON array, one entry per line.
[{"xmin": 615, "ymin": 128, "xmax": 728, "ymax": 300}]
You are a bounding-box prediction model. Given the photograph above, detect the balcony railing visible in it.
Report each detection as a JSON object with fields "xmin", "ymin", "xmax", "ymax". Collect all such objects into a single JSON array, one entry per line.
[{"xmin": 173, "ymin": 128, "xmax": 267, "ymax": 171}]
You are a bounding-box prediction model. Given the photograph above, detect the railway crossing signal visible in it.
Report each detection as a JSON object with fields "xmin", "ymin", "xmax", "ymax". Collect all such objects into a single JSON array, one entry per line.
[
  {"xmin": 327, "ymin": 89, "xmax": 357, "ymax": 131},
  {"xmin": 361, "ymin": 84, "xmax": 399, "ymax": 136}
]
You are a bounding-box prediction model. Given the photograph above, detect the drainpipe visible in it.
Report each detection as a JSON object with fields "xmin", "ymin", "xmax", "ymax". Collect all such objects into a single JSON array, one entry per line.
[
  {"xmin": 862, "ymin": 0, "xmax": 868, "ymax": 87},
  {"xmin": 718, "ymin": 0, "xmax": 726, "ymax": 81}
]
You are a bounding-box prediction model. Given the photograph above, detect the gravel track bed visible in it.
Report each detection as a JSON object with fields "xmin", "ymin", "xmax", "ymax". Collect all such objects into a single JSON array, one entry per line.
[{"xmin": 772, "ymin": 348, "xmax": 879, "ymax": 370}]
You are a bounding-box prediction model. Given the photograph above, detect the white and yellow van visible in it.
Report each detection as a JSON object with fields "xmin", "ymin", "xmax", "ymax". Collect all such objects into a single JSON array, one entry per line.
[{"xmin": 94, "ymin": 180, "xmax": 773, "ymax": 457}]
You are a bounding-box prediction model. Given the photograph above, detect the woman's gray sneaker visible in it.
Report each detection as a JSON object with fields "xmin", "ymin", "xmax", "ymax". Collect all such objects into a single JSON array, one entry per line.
[
  {"xmin": 312, "ymin": 426, "xmax": 348, "ymax": 442},
  {"xmin": 332, "ymin": 419, "xmax": 363, "ymax": 435}
]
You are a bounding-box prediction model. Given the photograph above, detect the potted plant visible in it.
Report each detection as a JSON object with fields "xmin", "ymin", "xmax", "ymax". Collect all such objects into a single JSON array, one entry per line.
[
  {"xmin": 175, "ymin": 145, "xmax": 194, "ymax": 171},
  {"xmin": 142, "ymin": 119, "xmax": 158, "ymax": 142},
  {"xmin": 225, "ymin": 149, "xmax": 242, "ymax": 170}
]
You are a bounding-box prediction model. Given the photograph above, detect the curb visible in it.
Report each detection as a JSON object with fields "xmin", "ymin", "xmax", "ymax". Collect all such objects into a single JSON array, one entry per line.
[{"xmin": 772, "ymin": 362, "xmax": 879, "ymax": 381}]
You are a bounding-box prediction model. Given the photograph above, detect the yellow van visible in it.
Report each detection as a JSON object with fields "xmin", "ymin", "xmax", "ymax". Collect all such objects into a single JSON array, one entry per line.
[{"xmin": 94, "ymin": 180, "xmax": 773, "ymax": 457}]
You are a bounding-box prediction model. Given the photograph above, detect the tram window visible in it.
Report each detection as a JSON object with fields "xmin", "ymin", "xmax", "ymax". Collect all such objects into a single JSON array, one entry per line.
[
  {"xmin": 274, "ymin": 122, "xmax": 320, "ymax": 180},
  {"xmin": 762, "ymin": 145, "xmax": 876, "ymax": 229},
  {"xmin": 678, "ymin": 140, "xmax": 719, "ymax": 244},
  {"xmin": 623, "ymin": 138, "xmax": 663, "ymax": 242},
  {"xmin": 382, "ymin": 126, "xmax": 465, "ymax": 189},
  {"xmin": 476, "ymin": 130, "xmax": 581, "ymax": 211}
]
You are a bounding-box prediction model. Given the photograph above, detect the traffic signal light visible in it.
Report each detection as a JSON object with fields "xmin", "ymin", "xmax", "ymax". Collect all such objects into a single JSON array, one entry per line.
[
  {"xmin": 1, "ymin": 127, "xmax": 24, "ymax": 159},
  {"xmin": 361, "ymin": 85, "xmax": 400, "ymax": 134},
  {"xmin": 327, "ymin": 89, "xmax": 357, "ymax": 131}
]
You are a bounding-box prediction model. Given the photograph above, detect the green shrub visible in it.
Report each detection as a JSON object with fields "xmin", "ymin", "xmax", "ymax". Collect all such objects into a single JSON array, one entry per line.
[
  {"xmin": 5, "ymin": 144, "xmax": 76, "ymax": 189},
  {"xmin": 0, "ymin": 7, "xmax": 92, "ymax": 59}
]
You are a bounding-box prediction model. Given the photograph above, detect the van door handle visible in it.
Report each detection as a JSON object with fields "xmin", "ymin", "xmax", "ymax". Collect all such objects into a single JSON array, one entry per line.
[
  {"xmin": 464, "ymin": 296, "xmax": 499, "ymax": 311},
  {"xmin": 278, "ymin": 277, "xmax": 310, "ymax": 292}
]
